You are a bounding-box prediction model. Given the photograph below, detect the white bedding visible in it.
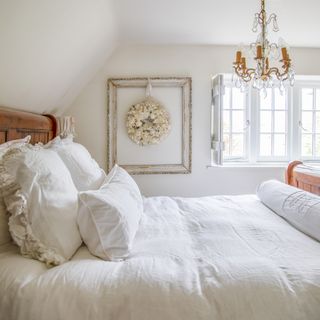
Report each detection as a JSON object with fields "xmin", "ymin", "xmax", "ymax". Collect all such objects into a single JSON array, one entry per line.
[{"xmin": 1, "ymin": 195, "xmax": 320, "ymax": 320}]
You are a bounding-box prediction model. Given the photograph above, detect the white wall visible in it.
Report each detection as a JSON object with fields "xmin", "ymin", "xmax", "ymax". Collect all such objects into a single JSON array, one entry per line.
[
  {"xmin": 0, "ymin": 0, "xmax": 117, "ymax": 114},
  {"xmin": 66, "ymin": 45, "xmax": 320, "ymax": 197}
]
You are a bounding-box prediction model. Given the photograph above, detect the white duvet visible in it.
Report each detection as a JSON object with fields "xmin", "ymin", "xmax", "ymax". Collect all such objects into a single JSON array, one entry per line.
[{"xmin": 1, "ymin": 195, "xmax": 320, "ymax": 320}]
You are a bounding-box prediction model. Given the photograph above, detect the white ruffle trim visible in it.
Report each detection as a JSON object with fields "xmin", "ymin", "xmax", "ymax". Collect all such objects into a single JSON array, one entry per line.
[{"xmin": 0, "ymin": 146, "xmax": 65, "ymax": 267}]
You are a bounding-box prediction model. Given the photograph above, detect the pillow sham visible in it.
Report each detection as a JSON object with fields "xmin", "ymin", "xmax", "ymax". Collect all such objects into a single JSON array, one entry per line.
[
  {"xmin": 77, "ymin": 165, "xmax": 143, "ymax": 261},
  {"xmin": 47, "ymin": 135, "xmax": 106, "ymax": 191},
  {"xmin": 0, "ymin": 136, "xmax": 31, "ymax": 246},
  {"xmin": 257, "ymin": 180, "xmax": 320, "ymax": 242},
  {"xmin": 0, "ymin": 144, "xmax": 82, "ymax": 265},
  {"xmin": 0, "ymin": 135, "xmax": 31, "ymax": 150}
]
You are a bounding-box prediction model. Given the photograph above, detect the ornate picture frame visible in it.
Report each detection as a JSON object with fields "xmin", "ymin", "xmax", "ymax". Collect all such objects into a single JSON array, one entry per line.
[{"xmin": 107, "ymin": 77, "xmax": 192, "ymax": 174}]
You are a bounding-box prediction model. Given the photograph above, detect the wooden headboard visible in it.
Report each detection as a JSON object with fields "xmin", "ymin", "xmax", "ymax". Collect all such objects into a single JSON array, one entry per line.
[
  {"xmin": 0, "ymin": 108, "xmax": 57, "ymax": 144},
  {"xmin": 286, "ymin": 161, "xmax": 320, "ymax": 195}
]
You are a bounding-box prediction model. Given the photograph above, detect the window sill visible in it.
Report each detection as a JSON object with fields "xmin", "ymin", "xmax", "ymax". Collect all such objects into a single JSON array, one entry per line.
[{"xmin": 207, "ymin": 162, "xmax": 288, "ymax": 169}]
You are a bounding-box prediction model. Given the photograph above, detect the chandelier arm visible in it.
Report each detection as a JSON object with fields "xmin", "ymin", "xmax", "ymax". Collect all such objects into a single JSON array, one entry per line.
[{"xmin": 267, "ymin": 67, "xmax": 290, "ymax": 81}]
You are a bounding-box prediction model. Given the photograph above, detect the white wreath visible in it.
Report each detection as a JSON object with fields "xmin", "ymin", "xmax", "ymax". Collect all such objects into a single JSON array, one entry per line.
[{"xmin": 126, "ymin": 97, "xmax": 170, "ymax": 146}]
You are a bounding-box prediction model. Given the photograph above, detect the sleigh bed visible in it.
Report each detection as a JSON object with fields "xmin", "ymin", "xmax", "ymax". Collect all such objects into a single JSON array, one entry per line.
[{"xmin": 0, "ymin": 108, "xmax": 320, "ymax": 320}]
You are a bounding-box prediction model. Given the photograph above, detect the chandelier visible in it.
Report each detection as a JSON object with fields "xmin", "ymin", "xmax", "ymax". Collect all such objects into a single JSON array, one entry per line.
[{"xmin": 233, "ymin": 0, "xmax": 294, "ymax": 93}]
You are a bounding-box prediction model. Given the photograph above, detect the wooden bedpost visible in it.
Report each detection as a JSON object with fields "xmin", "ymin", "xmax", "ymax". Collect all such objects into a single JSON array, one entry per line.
[{"xmin": 286, "ymin": 161, "xmax": 303, "ymax": 186}]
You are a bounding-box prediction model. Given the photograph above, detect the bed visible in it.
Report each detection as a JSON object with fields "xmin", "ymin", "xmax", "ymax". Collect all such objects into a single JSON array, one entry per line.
[{"xmin": 0, "ymin": 109, "xmax": 320, "ymax": 320}]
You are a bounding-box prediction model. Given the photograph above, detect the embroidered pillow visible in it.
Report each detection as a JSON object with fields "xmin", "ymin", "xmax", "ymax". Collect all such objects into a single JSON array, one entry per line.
[
  {"xmin": 257, "ymin": 180, "xmax": 320, "ymax": 241},
  {"xmin": 47, "ymin": 136, "xmax": 106, "ymax": 191},
  {"xmin": 0, "ymin": 144, "xmax": 82, "ymax": 265},
  {"xmin": 77, "ymin": 165, "xmax": 143, "ymax": 261}
]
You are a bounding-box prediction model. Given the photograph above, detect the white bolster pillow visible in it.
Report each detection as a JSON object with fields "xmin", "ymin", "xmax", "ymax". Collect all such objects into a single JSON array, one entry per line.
[{"xmin": 257, "ymin": 180, "xmax": 320, "ymax": 242}]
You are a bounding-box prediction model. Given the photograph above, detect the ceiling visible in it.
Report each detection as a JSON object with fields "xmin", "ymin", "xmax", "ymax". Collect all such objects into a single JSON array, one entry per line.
[
  {"xmin": 114, "ymin": 0, "xmax": 320, "ymax": 47},
  {"xmin": 0, "ymin": 0, "xmax": 117, "ymax": 114},
  {"xmin": 0, "ymin": 0, "xmax": 319, "ymax": 114}
]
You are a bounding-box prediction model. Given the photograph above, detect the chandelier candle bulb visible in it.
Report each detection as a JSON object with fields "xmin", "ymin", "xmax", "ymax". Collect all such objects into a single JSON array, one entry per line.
[
  {"xmin": 241, "ymin": 57, "xmax": 246, "ymax": 69},
  {"xmin": 281, "ymin": 47, "xmax": 288, "ymax": 60},
  {"xmin": 236, "ymin": 51, "xmax": 242, "ymax": 63},
  {"xmin": 257, "ymin": 45, "xmax": 262, "ymax": 59}
]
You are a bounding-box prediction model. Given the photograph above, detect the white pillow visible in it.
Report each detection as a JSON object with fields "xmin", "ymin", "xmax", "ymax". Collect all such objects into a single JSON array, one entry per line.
[
  {"xmin": 257, "ymin": 180, "xmax": 320, "ymax": 241},
  {"xmin": 0, "ymin": 144, "xmax": 82, "ymax": 266},
  {"xmin": 77, "ymin": 165, "xmax": 143, "ymax": 261},
  {"xmin": 47, "ymin": 136, "xmax": 106, "ymax": 191},
  {"xmin": 0, "ymin": 136, "xmax": 31, "ymax": 246}
]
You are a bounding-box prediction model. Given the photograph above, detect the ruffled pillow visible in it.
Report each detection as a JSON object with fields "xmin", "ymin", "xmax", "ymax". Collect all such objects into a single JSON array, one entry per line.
[
  {"xmin": 0, "ymin": 136, "xmax": 31, "ymax": 246},
  {"xmin": 0, "ymin": 144, "xmax": 82, "ymax": 266}
]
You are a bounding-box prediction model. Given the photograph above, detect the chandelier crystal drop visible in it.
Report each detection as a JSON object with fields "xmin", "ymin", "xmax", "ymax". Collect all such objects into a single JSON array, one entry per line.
[{"xmin": 233, "ymin": 0, "xmax": 294, "ymax": 94}]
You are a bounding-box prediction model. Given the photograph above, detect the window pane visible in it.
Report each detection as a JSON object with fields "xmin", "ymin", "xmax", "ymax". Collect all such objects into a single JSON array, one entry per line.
[
  {"xmin": 274, "ymin": 89, "xmax": 286, "ymax": 109},
  {"xmin": 301, "ymin": 88, "xmax": 314, "ymax": 110},
  {"xmin": 316, "ymin": 135, "xmax": 320, "ymax": 157},
  {"xmin": 223, "ymin": 110, "xmax": 230, "ymax": 132},
  {"xmin": 316, "ymin": 89, "xmax": 320, "ymax": 109},
  {"xmin": 301, "ymin": 111, "xmax": 313, "ymax": 132},
  {"xmin": 223, "ymin": 134, "xmax": 230, "ymax": 157},
  {"xmin": 232, "ymin": 88, "xmax": 244, "ymax": 109},
  {"xmin": 232, "ymin": 111, "xmax": 244, "ymax": 132},
  {"xmin": 260, "ymin": 111, "xmax": 272, "ymax": 132},
  {"xmin": 260, "ymin": 89, "xmax": 272, "ymax": 109},
  {"xmin": 274, "ymin": 111, "xmax": 286, "ymax": 133},
  {"xmin": 223, "ymin": 87, "xmax": 231, "ymax": 109},
  {"xmin": 260, "ymin": 134, "xmax": 272, "ymax": 156},
  {"xmin": 274, "ymin": 134, "xmax": 286, "ymax": 156},
  {"xmin": 301, "ymin": 134, "xmax": 313, "ymax": 157},
  {"xmin": 315, "ymin": 134, "xmax": 320, "ymax": 157},
  {"xmin": 231, "ymin": 134, "xmax": 244, "ymax": 156},
  {"xmin": 316, "ymin": 112, "xmax": 320, "ymax": 133}
]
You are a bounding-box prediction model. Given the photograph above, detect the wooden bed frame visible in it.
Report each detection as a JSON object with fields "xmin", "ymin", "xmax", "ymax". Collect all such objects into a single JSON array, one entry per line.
[
  {"xmin": 0, "ymin": 108, "xmax": 319, "ymax": 196},
  {"xmin": 286, "ymin": 160, "xmax": 320, "ymax": 195},
  {"xmin": 0, "ymin": 108, "xmax": 57, "ymax": 144}
]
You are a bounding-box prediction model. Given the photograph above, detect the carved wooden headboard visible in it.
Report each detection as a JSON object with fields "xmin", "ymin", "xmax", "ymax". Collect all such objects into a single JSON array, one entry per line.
[
  {"xmin": 286, "ymin": 161, "xmax": 320, "ymax": 195},
  {"xmin": 0, "ymin": 108, "xmax": 57, "ymax": 144}
]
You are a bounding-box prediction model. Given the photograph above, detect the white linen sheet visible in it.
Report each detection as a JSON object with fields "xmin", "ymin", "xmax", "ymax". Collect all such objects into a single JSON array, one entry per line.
[{"xmin": 1, "ymin": 195, "xmax": 320, "ymax": 320}]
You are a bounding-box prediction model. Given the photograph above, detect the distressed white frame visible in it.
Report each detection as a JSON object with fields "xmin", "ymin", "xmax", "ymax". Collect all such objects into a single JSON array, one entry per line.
[{"xmin": 107, "ymin": 77, "xmax": 192, "ymax": 174}]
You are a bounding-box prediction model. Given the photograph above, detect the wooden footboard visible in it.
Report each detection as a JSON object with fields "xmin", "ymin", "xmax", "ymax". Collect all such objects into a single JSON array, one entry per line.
[{"xmin": 286, "ymin": 161, "xmax": 320, "ymax": 195}]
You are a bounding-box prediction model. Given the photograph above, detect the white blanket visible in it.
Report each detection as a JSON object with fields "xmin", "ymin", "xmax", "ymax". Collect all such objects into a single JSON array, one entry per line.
[{"xmin": 1, "ymin": 195, "xmax": 320, "ymax": 320}]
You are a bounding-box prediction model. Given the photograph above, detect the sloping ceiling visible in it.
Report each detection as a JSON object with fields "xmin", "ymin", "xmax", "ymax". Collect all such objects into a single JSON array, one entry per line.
[
  {"xmin": 114, "ymin": 0, "xmax": 320, "ymax": 47},
  {"xmin": 0, "ymin": 0, "xmax": 117, "ymax": 114},
  {"xmin": 1, "ymin": 0, "xmax": 320, "ymax": 114}
]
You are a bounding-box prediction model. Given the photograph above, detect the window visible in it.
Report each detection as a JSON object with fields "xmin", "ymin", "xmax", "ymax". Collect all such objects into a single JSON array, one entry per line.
[
  {"xmin": 300, "ymin": 88, "xmax": 320, "ymax": 159},
  {"xmin": 211, "ymin": 75, "xmax": 320, "ymax": 165},
  {"xmin": 258, "ymin": 88, "xmax": 288, "ymax": 160},
  {"xmin": 222, "ymin": 87, "xmax": 248, "ymax": 160}
]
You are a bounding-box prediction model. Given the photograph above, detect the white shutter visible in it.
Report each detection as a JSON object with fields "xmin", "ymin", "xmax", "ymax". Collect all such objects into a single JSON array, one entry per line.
[{"xmin": 211, "ymin": 74, "xmax": 225, "ymax": 165}]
